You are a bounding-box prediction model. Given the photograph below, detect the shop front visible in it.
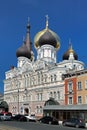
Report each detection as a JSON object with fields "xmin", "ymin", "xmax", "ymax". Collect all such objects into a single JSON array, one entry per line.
[{"xmin": 43, "ymin": 104, "xmax": 87, "ymax": 123}]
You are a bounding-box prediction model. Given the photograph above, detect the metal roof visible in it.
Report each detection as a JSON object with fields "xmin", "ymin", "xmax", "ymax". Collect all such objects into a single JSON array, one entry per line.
[{"xmin": 43, "ymin": 104, "xmax": 87, "ymax": 110}]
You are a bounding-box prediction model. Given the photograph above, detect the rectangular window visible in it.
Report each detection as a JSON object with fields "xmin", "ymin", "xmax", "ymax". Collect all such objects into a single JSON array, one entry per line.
[
  {"xmin": 44, "ymin": 49, "xmax": 48, "ymax": 57},
  {"xmin": 54, "ymin": 74, "xmax": 57, "ymax": 81},
  {"xmin": 48, "ymin": 49, "xmax": 51, "ymax": 57},
  {"xmin": 38, "ymin": 73, "xmax": 40, "ymax": 84},
  {"xmin": 57, "ymin": 91, "xmax": 60, "ymax": 99},
  {"xmin": 37, "ymin": 93, "xmax": 42, "ymax": 101},
  {"xmin": 51, "ymin": 75, "xmax": 54, "ymax": 82},
  {"xmin": 85, "ymin": 95, "xmax": 87, "ymax": 104},
  {"xmin": 54, "ymin": 92, "xmax": 56, "ymax": 99},
  {"xmin": 50, "ymin": 92, "xmax": 53, "ymax": 98},
  {"xmin": 68, "ymin": 81, "xmax": 73, "ymax": 93},
  {"xmin": 85, "ymin": 80, "xmax": 87, "ymax": 89},
  {"xmin": 77, "ymin": 81, "xmax": 82, "ymax": 90},
  {"xmin": 68, "ymin": 97, "xmax": 73, "ymax": 104},
  {"xmin": 40, "ymin": 93, "xmax": 42, "ymax": 101},
  {"xmin": 78, "ymin": 96, "xmax": 82, "ymax": 104}
]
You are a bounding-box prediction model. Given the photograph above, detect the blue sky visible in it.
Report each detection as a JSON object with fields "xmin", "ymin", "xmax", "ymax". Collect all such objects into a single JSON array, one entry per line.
[{"xmin": 0, "ymin": 0, "xmax": 87, "ymax": 93}]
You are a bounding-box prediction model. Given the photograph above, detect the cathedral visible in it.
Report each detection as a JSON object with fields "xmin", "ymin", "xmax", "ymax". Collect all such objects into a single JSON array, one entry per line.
[{"xmin": 4, "ymin": 17, "xmax": 84, "ymax": 118}]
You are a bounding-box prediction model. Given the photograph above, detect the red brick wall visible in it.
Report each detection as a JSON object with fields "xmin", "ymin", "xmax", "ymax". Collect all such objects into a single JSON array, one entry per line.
[{"xmin": 65, "ymin": 77, "xmax": 77, "ymax": 105}]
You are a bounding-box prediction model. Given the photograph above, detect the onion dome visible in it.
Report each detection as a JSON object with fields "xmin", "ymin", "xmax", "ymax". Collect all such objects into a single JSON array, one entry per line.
[
  {"xmin": 34, "ymin": 15, "xmax": 60, "ymax": 50},
  {"xmin": 62, "ymin": 44, "xmax": 78, "ymax": 60},
  {"xmin": 16, "ymin": 20, "xmax": 32, "ymax": 59}
]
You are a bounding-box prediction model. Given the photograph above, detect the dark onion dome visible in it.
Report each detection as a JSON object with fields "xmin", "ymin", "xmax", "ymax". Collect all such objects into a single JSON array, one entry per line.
[
  {"xmin": 16, "ymin": 41, "xmax": 31, "ymax": 59},
  {"xmin": 16, "ymin": 20, "xmax": 32, "ymax": 59},
  {"xmin": 62, "ymin": 44, "xmax": 78, "ymax": 60},
  {"xmin": 34, "ymin": 16, "xmax": 60, "ymax": 50}
]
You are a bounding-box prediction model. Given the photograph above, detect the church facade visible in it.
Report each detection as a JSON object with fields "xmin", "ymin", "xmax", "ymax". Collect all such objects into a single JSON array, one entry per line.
[{"xmin": 4, "ymin": 18, "xmax": 84, "ymax": 118}]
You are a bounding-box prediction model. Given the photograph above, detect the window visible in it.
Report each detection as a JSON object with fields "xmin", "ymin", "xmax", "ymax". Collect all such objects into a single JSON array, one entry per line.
[
  {"xmin": 36, "ymin": 106, "xmax": 39, "ymax": 114},
  {"xmin": 50, "ymin": 92, "xmax": 53, "ymax": 98},
  {"xmin": 78, "ymin": 96, "xmax": 82, "ymax": 104},
  {"xmin": 41, "ymin": 50, "xmax": 43, "ymax": 58},
  {"xmin": 38, "ymin": 72, "xmax": 40, "ymax": 84},
  {"xmin": 44, "ymin": 49, "xmax": 48, "ymax": 57},
  {"xmin": 68, "ymin": 81, "xmax": 73, "ymax": 92},
  {"xmin": 57, "ymin": 91, "xmax": 60, "ymax": 99},
  {"xmin": 48, "ymin": 49, "xmax": 51, "ymax": 57},
  {"xmin": 40, "ymin": 106, "xmax": 43, "ymax": 113},
  {"xmin": 54, "ymin": 74, "xmax": 57, "ymax": 81},
  {"xmin": 36, "ymin": 106, "xmax": 43, "ymax": 114},
  {"xmin": 77, "ymin": 81, "xmax": 82, "ymax": 90},
  {"xmin": 68, "ymin": 97, "xmax": 73, "ymax": 104},
  {"xmin": 51, "ymin": 75, "xmax": 53, "ymax": 82},
  {"xmin": 85, "ymin": 95, "xmax": 87, "ymax": 104},
  {"xmin": 37, "ymin": 93, "xmax": 43, "ymax": 101},
  {"xmin": 54, "ymin": 91, "xmax": 56, "ymax": 99},
  {"xmin": 44, "ymin": 74, "xmax": 47, "ymax": 82},
  {"xmin": 41, "ymin": 74, "xmax": 43, "ymax": 83},
  {"xmin": 85, "ymin": 80, "xmax": 87, "ymax": 89}
]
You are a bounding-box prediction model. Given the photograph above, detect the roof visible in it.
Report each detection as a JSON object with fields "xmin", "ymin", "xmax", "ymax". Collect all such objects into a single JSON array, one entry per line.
[{"xmin": 43, "ymin": 104, "xmax": 87, "ymax": 111}]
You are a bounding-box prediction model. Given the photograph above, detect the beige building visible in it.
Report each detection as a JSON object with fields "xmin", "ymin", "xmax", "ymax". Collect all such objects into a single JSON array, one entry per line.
[
  {"xmin": 4, "ymin": 18, "xmax": 84, "ymax": 118},
  {"xmin": 77, "ymin": 70, "xmax": 87, "ymax": 104}
]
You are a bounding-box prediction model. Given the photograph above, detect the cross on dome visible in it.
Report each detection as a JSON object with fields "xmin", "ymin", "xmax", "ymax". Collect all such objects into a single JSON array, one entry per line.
[{"xmin": 45, "ymin": 15, "xmax": 49, "ymax": 29}]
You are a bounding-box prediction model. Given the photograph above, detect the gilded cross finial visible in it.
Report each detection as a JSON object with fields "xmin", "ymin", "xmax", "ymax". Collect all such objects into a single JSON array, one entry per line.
[{"xmin": 45, "ymin": 15, "xmax": 49, "ymax": 29}]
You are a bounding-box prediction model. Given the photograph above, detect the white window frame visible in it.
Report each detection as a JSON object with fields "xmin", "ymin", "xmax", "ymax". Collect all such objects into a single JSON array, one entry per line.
[
  {"xmin": 85, "ymin": 80, "xmax": 87, "ymax": 89},
  {"xmin": 68, "ymin": 81, "xmax": 73, "ymax": 92},
  {"xmin": 78, "ymin": 96, "xmax": 82, "ymax": 104},
  {"xmin": 68, "ymin": 96, "xmax": 73, "ymax": 105},
  {"xmin": 85, "ymin": 95, "xmax": 87, "ymax": 104},
  {"xmin": 77, "ymin": 81, "xmax": 82, "ymax": 90}
]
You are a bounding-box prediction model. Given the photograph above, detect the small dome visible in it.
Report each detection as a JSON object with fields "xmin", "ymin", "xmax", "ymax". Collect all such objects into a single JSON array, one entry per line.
[
  {"xmin": 16, "ymin": 42, "xmax": 31, "ymax": 59},
  {"xmin": 34, "ymin": 16, "xmax": 60, "ymax": 50},
  {"xmin": 16, "ymin": 21, "xmax": 32, "ymax": 59},
  {"xmin": 62, "ymin": 45, "xmax": 78, "ymax": 60}
]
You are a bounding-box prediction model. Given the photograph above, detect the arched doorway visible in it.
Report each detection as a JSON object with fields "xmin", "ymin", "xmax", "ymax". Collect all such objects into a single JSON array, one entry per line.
[
  {"xmin": 24, "ymin": 107, "xmax": 29, "ymax": 115},
  {"xmin": 44, "ymin": 97, "xmax": 60, "ymax": 106},
  {"xmin": 0, "ymin": 101, "xmax": 9, "ymax": 112},
  {"xmin": 44, "ymin": 98, "xmax": 60, "ymax": 117}
]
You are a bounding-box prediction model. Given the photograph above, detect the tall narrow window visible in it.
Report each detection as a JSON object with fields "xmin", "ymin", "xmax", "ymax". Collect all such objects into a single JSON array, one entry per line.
[
  {"xmin": 51, "ymin": 75, "xmax": 53, "ymax": 82},
  {"xmin": 85, "ymin": 80, "xmax": 87, "ymax": 89},
  {"xmin": 38, "ymin": 72, "xmax": 40, "ymax": 84},
  {"xmin": 85, "ymin": 95, "xmax": 87, "ymax": 103},
  {"xmin": 40, "ymin": 106, "xmax": 43, "ymax": 113},
  {"xmin": 48, "ymin": 49, "xmax": 51, "ymax": 57},
  {"xmin": 50, "ymin": 92, "xmax": 53, "ymax": 98},
  {"xmin": 68, "ymin": 81, "xmax": 73, "ymax": 92},
  {"xmin": 77, "ymin": 81, "xmax": 82, "ymax": 90},
  {"xmin": 68, "ymin": 97, "xmax": 73, "ymax": 104},
  {"xmin": 54, "ymin": 74, "xmax": 57, "ymax": 81},
  {"xmin": 54, "ymin": 91, "xmax": 56, "ymax": 99},
  {"xmin": 36, "ymin": 106, "xmax": 39, "ymax": 113},
  {"xmin": 57, "ymin": 91, "xmax": 60, "ymax": 99},
  {"xmin": 78, "ymin": 96, "xmax": 82, "ymax": 104}
]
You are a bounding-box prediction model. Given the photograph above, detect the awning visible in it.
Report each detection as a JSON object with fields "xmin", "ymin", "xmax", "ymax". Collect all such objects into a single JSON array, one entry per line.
[{"xmin": 43, "ymin": 104, "xmax": 87, "ymax": 111}]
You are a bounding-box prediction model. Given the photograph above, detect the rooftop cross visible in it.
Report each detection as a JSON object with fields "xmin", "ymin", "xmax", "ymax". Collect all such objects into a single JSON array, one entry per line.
[{"xmin": 45, "ymin": 15, "xmax": 49, "ymax": 29}]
